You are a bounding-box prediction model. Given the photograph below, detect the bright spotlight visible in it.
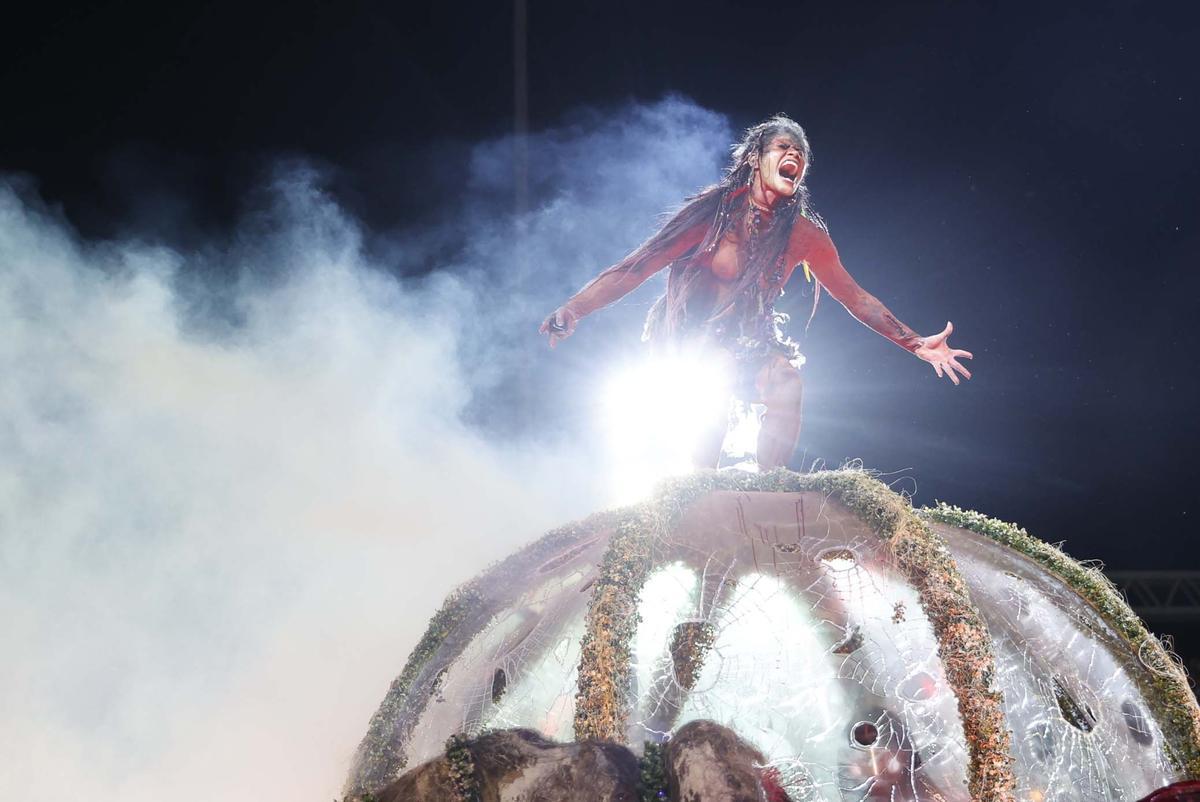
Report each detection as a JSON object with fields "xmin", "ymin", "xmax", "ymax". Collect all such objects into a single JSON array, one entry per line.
[{"xmin": 602, "ymin": 351, "xmax": 759, "ymax": 503}]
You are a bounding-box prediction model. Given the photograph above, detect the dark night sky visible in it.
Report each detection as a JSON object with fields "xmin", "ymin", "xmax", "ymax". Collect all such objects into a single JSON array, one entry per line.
[{"xmin": 3, "ymin": 0, "xmax": 1199, "ymax": 571}]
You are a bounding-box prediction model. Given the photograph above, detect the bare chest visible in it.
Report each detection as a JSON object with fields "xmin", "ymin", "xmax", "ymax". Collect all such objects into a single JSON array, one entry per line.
[{"xmin": 699, "ymin": 229, "xmax": 745, "ymax": 283}]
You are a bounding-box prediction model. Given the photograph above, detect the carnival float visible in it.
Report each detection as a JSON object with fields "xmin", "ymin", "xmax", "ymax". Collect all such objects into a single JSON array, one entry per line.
[{"xmin": 342, "ymin": 469, "xmax": 1200, "ymax": 802}]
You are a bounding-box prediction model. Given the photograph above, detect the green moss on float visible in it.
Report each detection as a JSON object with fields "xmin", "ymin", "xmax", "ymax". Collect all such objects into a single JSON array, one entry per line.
[
  {"xmin": 352, "ymin": 581, "xmax": 486, "ymax": 788},
  {"xmin": 670, "ymin": 620, "xmax": 717, "ymax": 691},
  {"xmin": 444, "ymin": 733, "xmax": 481, "ymax": 802},
  {"xmin": 922, "ymin": 502, "xmax": 1200, "ymax": 778},
  {"xmin": 574, "ymin": 506, "xmax": 657, "ymax": 741},
  {"xmin": 637, "ymin": 741, "xmax": 668, "ymax": 802}
]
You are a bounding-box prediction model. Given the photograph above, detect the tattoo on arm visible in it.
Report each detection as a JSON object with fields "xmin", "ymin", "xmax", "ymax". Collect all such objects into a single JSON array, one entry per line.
[
  {"xmin": 883, "ymin": 311, "xmax": 916, "ymax": 341},
  {"xmin": 856, "ymin": 295, "xmax": 923, "ymax": 352}
]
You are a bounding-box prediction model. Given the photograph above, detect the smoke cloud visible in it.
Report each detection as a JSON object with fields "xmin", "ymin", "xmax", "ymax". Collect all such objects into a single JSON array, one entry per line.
[{"xmin": 0, "ymin": 98, "xmax": 732, "ymax": 800}]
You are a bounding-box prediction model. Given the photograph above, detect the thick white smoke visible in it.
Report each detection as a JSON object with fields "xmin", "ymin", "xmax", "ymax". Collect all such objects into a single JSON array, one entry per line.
[{"xmin": 0, "ymin": 99, "xmax": 732, "ymax": 800}]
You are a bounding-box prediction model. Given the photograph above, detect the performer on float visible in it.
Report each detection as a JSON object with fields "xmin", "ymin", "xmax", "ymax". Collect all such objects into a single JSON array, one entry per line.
[{"xmin": 541, "ymin": 115, "xmax": 972, "ymax": 470}]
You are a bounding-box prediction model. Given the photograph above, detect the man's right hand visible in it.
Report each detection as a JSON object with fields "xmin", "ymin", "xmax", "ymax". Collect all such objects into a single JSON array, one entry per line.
[{"xmin": 539, "ymin": 304, "xmax": 580, "ymax": 348}]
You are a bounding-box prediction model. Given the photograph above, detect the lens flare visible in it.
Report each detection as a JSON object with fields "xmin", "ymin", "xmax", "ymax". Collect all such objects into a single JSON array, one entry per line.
[{"xmin": 602, "ymin": 352, "xmax": 748, "ymax": 503}]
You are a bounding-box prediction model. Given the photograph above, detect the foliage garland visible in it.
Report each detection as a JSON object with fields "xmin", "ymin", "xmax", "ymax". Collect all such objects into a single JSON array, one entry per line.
[
  {"xmin": 351, "ymin": 583, "xmax": 486, "ymax": 790},
  {"xmin": 670, "ymin": 621, "xmax": 718, "ymax": 691},
  {"xmin": 574, "ymin": 505, "xmax": 657, "ymax": 741},
  {"xmin": 572, "ymin": 468, "xmax": 1017, "ymax": 799},
  {"xmin": 922, "ymin": 502, "xmax": 1200, "ymax": 778},
  {"xmin": 637, "ymin": 741, "xmax": 669, "ymax": 801},
  {"xmin": 444, "ymin": 733, "xmax": 481, "ymax": 802}
]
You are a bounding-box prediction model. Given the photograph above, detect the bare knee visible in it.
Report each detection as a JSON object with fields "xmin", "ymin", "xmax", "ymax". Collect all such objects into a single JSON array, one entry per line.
[{"xmin": 762, "ymin": 363, "xmax": 803, "ymax": 410}]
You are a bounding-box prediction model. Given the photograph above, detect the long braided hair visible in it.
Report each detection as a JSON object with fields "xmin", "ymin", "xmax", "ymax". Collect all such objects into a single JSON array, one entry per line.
[{"xmin": 634, "ymin": 114, "xmax": 827, "ymax": 343}]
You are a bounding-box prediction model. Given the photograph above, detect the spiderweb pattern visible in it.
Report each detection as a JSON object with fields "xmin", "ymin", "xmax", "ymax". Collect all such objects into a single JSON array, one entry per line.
[
  {"xmin": 404, "ymin": 564, "xmax": 595, "ymax": 763},
  {"xmin": 628, "ymin": 491, "xmax": 968, "ymax": 800},
  {"xmin": 938, "ymin": 523, "xmax": 1176, "ymax": 801}
]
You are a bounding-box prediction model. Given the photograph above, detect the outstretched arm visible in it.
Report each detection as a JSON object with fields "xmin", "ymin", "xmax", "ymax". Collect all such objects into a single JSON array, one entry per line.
[
  {"xmin": 786, "ymin": 218, "xmax": 973, "ymax": 384},
  {"xmin": 540, "ymin": 219, "xmax": 706, "ymax": 347}
]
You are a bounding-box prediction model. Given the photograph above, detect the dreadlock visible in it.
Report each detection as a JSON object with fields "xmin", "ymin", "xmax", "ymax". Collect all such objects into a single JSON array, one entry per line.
[{"xmin": 629, "ymin": 114, "xmax": 827, "ymax": 343}]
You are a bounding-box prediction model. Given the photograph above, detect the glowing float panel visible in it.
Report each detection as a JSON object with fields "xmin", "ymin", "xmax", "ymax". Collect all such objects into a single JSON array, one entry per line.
[
  {"xmin": 403, "ymin": 565, "xmax": 592, "ymax": 765},
  {"xmin": 630, "ymin": 491, "xmax": 971, "ymax": 800},
  {"xmin": 936, "ymin": 521, "xmax": 1178, "ymax": 801}
]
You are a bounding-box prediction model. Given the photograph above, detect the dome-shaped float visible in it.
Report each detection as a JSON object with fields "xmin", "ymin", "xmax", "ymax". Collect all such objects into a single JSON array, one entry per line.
[{"xmin": 343, "ymin": 470, "xmax": 1200, "ymax": 802}]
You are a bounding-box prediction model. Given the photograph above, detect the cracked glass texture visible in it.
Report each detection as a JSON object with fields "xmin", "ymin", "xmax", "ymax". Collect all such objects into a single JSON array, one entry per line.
[
  {"xmin": 932, "ymin": 520, "xmax": 1177, "ymax": 800},
  {"xmin": 394, "ymin": 491, "xmax": 1183, "ymax": 801}
]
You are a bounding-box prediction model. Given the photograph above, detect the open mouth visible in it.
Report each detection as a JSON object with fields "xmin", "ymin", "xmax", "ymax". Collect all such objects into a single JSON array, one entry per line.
[{"xmin": 778, "ymin": 158, "xmax": 800, "ymax": 182}]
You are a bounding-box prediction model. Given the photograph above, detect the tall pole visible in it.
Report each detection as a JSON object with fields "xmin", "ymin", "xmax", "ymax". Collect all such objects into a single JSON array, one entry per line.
[
  {"xmin": 513, "ymin": 0, "xmax": 529, "ymax": 238},
  {"xmin": 513, "ymin": 0, "xmax": 532, "ymax": 430}
]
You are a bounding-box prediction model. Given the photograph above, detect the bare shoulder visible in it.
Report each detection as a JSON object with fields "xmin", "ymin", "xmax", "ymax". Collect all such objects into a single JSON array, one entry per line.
[
  {"xmin": 654, "ymin": 216, "xmax": 709, "ymax": 264},
  {"xmin": 786, "ymin": 214, "xmax": 836, "ymax": 261}
]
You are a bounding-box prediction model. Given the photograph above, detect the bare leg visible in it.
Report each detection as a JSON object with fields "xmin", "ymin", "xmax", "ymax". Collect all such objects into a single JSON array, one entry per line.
[
  {"xmin": 691, "ymin": 418, "xmax": 727, "ymax": 470},
  {"xmin": 755, "ymin": 356, "xmax": 803, "ymax": 470},
  {"xmin": 691, "ymin": 348, "xmax": 736, "ymax": 470}
]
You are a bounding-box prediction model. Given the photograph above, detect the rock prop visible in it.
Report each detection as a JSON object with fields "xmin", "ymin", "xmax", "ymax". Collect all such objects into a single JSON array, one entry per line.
[
  {"xmin": 664, "ymin": 720, "xmax": 776, "ymax": 802},
  {"xmin": 370, "ymin": 721, "xmax": 791, "ymax": 802},
  {"xmin": 345, "ymin": 469, "xmax": 1200, "ymax": 802},
  {"xmin": 370, "ymin": 728, "xmax": 639, "ymax": 802}
]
